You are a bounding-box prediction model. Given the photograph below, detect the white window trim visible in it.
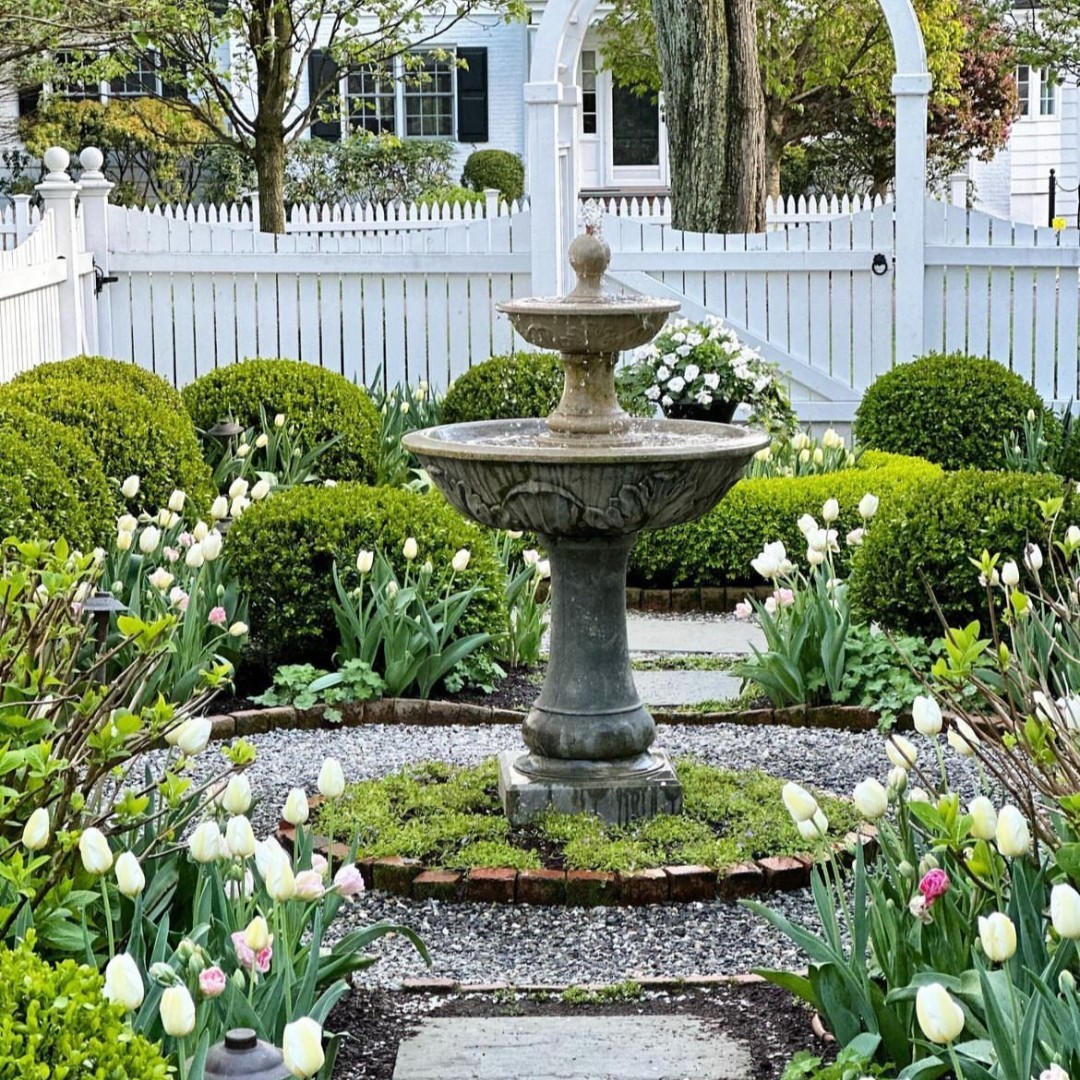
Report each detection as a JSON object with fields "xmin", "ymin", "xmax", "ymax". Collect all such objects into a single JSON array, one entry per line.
[{"xmin": 342, "ymin": 50, "xmax": 457, "ymax": 140}]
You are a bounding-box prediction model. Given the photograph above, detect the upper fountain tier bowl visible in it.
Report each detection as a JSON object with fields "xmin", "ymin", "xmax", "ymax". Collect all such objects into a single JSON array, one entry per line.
[{"xmin": 402, "ymin": 417, "xmax": 767, "ymax": 538}]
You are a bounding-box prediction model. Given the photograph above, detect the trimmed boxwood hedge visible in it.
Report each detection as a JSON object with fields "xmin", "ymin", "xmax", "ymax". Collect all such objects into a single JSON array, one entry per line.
[
  {"xmin": 181, "ymin": 358, "xmax": 380, "ymax": 483},
  {"xmin": 629, "ymin": 451, "xmax": 943, "ymax": 588},
  {"xmin": 226, "ymin": 483, "xmax": 506, "ymax": 669},
  {"xmin": 853, "ymin": 352, "xmax": 1046, "ymax": 470},
  {"xmin": 0, "ymin": 378, "xmax": 214, "ymax": 517},
  {"xmin": 0, "ymin": 401, "xmax": 116, "ymax": 543},
  {"xmin": 9, "ymin": 354, "xmax": 185, "ymax": 413},
  {"xmin": 461, "ymin": 149, "xmax": 525, "ymax": 203},
  {"xmin": 849, "ymin": 469, "xmax": 1073, "ymax": 638}
]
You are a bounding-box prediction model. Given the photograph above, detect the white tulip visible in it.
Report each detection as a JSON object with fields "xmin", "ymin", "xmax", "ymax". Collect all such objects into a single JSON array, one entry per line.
[
  {"xmin": 228, "ymin": 478, "xmax": 249, "ymax": 501},
  {"xmin": 317, "ymin": 758, "xmax": 346, "ymax": 800},
  {"xmin": 115, "ymin": 529, "xmax": 133, "ymax": 552},
  {"xmin": 522, "ymin": 549, "xmax": 540, "ymax": 567},
  {"xmin": 536, "ymin": 560, "xmax": 551, "ymax": 579},
  {"xmin": 250, "ymin": 479, "xmax": 271, "ymax": 501},
  {"xmin": 887, "ymin": 765, "xmax": 908, "ymax": 794},
  {"xmin": 781, "ymin": 782, "xmax": 819, "ymax": 823},
  {"xmin": 176, "ymin": 717, "xmax": 211, "ymax": 756},
  {"xmin": 229, "ymin": 621, "xmax": 249, "ymax": 637},
  {"xmin": 200, "ymin": 530, "xmax": 223, "ymax": 562},
  {"xmin": 225, "ymin": 815, "xmax": 257, "ymax": 858},
  {"xmin": 995, "ymin": 804, "xmax": 1031, "ymax": 857},
  {"xmin": 1001, "ymin": 560, "xmax": 1020, "ymax": 587},
  {"xmin": 79, "ymin": 827, "xmax": 113, "ymax": 875},
  {"xmin": 254, "ymin": 835, "xmax": 285, "ymax": 879},
  {"xmin": 807, "ymin": 528, "xmax": 829, "ymax": 553},
  {"xmin": 275, "ymin": 413, "xmax": 286, "ymax": 428},
  {"xmin": 138, "ymin": 526, "xmax": 162, "ymax": 554},
  {"xmin": 148, "ymin": 567, "xmax": 174, "ymax": 591},
  {"xmin": 114, "ymin": 851, "xmax": 145, "ymax": 897},
  {"xmin": 160, "ymin": 984, "xmax": 196, "ymax": 1037},
  {"xmin": 948, "ymin": 718, "xmax": 978, "ymax": 757},
  {"xmin": 231, "ymin": 496, "xmax": 249, "ymax": 518},
  {"xmin": 1051, "ymin": 883, "xmax": 1080, "ymax": 939},
  {"xmin": 821, "ymin": 498, "xmax": 839, "ymax": 524},
  {"xmin": 294, "ymin": 869, "xmax": 326, "ymax": 901},
  {"xmin": 968, "ymin": 796, "xmax": 998, "ymax": 841},
  {"xmin": 121, "ymin": 475, "xmax": 140, "ymax": 500},
  {"xmin": 283, "ymin": 1017, "xmax": 325, "ymax": 1078},
  {"xmin": 265, "ymin": 850, "xmax": 296, "ymax": 901},
  {"xmin": 912, "ymin": 695, "xmax": 943, "ymax": 737},
  {"xmin": 192, "ymin": 520, "xmax": 209, "ymax": 543},
  {"xmin": 185, "ymin": 544, "xmax": 205, "ymax": 569},
  {"xmin": 255, "ymin": 432, "xmax": 269, "ymax": 449},
  {"xmin": 452, "ymin": 548, "xmax": 471, "ymax": 573},
  {"xmin": 118, "ymin": 513, "xmax": 138, "ymax": 533},
  {"xmin": 978, "ymin": 912, "xmax": 1017, "ymax": 962},
  {"xmin": 798, "ymin": 809, "xmax": 829, "ymax": 840},
  {"xmin": 886, "ymin": 735, "xmax": 917, "ymax": 770},
  {"xmin": 283, "ymin": 788, "xmax": 309, "ymax": 825},
  {"xmin": 796, "ymin": 513, "xmax": 818, "ymax": 537},
  {"xmin": 244, "ymin": 914, "xmax": 271, "ymax": 951},
  {"xmin": 222, "ymin": 774, "xmax": 252, "ymax": 815},
  {"xmin": 916, "ymin": 983, "xmax": 966, "ymax": 1044},
  {"xmin": 168, "ymin": 490, "xmax": 186, "ymax": 513},
  {"xmin": 22, "ymin": 808, "xmax": 50, "ymax": 851},
  {"xmin": 1025, "ymin": 543, "xmax": 1044, "ymax": 572},
  {"xmin": 402, "ymin": 536, "xmax": 418, "ymax": 561},
  {"xmin": 104, "ymin": 953, "xmax": 145, "ymax": 1010},
  {"xmin": 211, "ymin": 495, "xmax": 229, "ymax": 520},
  {"xmin": 858, "ymin": 493, "xmax": 880, "ymax": 519},
  {"xmin": 853, "ymin": 778, "xmax": 888, "ymax": 820},
  {"xmin": 806, "ymin": 547, "xmax": 825, "ymax": 567},
  {"xmin": 356, "ymin": 549, "xmax": 374, "ymax": 574},
  {"xmin": 188, "ymin": 820, "xmax": 221, "ymax": 863}
]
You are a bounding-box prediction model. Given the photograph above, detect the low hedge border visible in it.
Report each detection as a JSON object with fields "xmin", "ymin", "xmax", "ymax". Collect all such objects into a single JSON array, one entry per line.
[
  {"xmin": 626, "ymin": 585, "xmax": 774, "ymax": 613},
  {"xmin": 198, "ymin": 699, "xmax": 904, "ymax": 742},
  {"xmin": 276, "ymin": 796, "xmax": 878, "ymax": 908}
]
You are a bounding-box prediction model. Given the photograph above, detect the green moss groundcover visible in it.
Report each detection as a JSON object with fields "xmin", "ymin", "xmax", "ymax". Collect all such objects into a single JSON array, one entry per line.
[{"xmin": 317, "ymin": 758, "xmax": 858, "ymax": 873}]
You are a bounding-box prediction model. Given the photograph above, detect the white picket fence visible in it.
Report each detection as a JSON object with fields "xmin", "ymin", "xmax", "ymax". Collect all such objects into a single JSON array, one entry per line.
[
  {"xmin": 0, "ymin": 198, "xmax": 42, "ymax": 251},
  {"xmin": 2, "ymin": 149, "xmax": 1079, "ymax": 429}
]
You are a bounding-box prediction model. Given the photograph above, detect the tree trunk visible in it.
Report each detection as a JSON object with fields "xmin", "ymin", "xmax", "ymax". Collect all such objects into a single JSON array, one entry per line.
[
  {"xmin": 652, "ymin": 0, "xmax": 766, "ymax": 232},
  {"xmin": 765, "ymin": 137, "xmax": 784, "ymax": 201},
  {"xmin": 254, "ymin": 122, "xmax": 287, "ymax": 234}
]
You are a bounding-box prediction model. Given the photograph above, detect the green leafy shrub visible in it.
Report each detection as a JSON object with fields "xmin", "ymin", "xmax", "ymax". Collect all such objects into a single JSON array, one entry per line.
[
  {"xmin": 0, "ymin": 405, "xmax": 114, "ymax": 544},
  {"xmin": 853, "ymin": 352, "xmax": 1046, "ymax": 470},
  {"xmin": 0, "ymin": 377, "xmax": 213, "ymax": 517},
  {"xmin": 182, "ymin": 358, "xmax": 380, "ymax": 483},
  {"xmin": 630, "ymin": 451, "xmax": 943, "ymax": 588},
  {"xmin": 8, "ymin": 354, "xmax": 186, "ymax": 413},
  {"xmin": 849, "ymin": 469, "xmax": 1072, "ymax": 637},
  {"xmin": 226, "ymin": 483, "xmax": 504, "ymax": 669},
  {"xmin": 461, "ymin": 149, "xmax": 525, "ymax": 203},
  {"xmin": 0, "ymin": 938, "xmax": 170, "ymax": 1078}
]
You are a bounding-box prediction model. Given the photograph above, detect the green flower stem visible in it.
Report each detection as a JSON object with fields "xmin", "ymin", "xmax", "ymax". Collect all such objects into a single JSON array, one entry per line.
[
  {"xmin": 947, "ymin": 1042, "xmax": 966, "ymax": 1080},
  {"xmin": 100, "ymin": 876, "xmax": 115, "ymax": 958},
  {"xmin": 177, "ymin": 1035, "xmax": 190, "ymax": 1080}
]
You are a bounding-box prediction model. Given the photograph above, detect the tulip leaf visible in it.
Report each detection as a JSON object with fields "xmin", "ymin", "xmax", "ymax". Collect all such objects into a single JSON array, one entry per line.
[
  {"xmin": 1053, "ymin": 842, "xmax": 1080, "ymax": 883},
  {"xmin": 749, "ymin": 968, "xmax": 816, "ymax": 1006},
  {"xmin": 954, "ymin": 1039, "xmax": 995, "ymax": 1063},
  {"xmin": 897, "ymin": 1056, "xmax": 948, "ymax": 1080}
]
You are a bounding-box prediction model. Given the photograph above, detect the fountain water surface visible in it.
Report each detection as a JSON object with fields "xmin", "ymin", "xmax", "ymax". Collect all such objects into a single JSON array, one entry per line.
[{"xmin": 403, "ymin": 231, "xmax": 768, "ymax": 825}]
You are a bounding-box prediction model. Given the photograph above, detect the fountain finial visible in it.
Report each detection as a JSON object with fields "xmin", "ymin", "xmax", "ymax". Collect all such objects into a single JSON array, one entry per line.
[{"xmin": 566, "ymin": 229, "xmax": 611, "ymax": 302}]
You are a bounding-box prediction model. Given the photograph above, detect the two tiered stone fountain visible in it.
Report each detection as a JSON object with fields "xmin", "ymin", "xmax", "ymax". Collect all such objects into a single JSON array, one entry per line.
[{"xmin": 404, "ymin": 231, "xmax": 767, "ymax": 826}]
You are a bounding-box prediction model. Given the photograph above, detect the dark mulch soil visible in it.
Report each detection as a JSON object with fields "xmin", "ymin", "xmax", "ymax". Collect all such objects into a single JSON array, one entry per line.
[
  {"xmin": 327, "ymin": 982, "xmax": 831, "ymax": 1080},
  {"xmin": 440, "ymin": 665, "xmax": 544, "ymax": 712}
]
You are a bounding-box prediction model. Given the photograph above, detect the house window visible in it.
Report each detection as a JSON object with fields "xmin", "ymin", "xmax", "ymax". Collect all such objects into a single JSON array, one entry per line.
[
  {"xmin": 581, "ymin": 50, "xmax": 597, "ymax": 135},
  {"xmin": 110, "ymin": 52, "xmax": 160, "ymax": 97},
  {"xmin": 1017, "ymin": 65, "xmax": 1031, "ymax": 117},
  {"xmin": 1041, "ymin": 68, "xmax": 1057, "ymax": 115},
  {"xmin": 403, "ymin": 52, "xmax": 455, "ymax": 137},
  {"xmin": 54, "ymin": 50, "xmax": 102, "ymax": 100},
  {"xmin": 346, "ymin": 65, "xmax": 396, "ymax": 135}
]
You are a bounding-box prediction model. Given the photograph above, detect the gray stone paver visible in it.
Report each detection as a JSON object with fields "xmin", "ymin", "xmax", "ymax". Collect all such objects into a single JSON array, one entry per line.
[
  {"xmin": 625, "ymin": 613, "xmax": 764, "ymax": 655},
  {"xmin": 392, "ymin": 1016, "xmax": 752, "ymax": 1080},
  {"xmin": 633, "ymin": 669, "xmax": 744, "ymax": 705}
]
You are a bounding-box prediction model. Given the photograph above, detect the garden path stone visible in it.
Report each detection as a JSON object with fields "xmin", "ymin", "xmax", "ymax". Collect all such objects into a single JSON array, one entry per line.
[
  {"xmin": 392, "ymin": 1015, "xmax": 753, "ymax": 1080},
  {"xmin": 633, "ymin": 669, "xmax": 744, "ymax": 705},
  {"xmin": 625, "ymin": 613, "xmax": 765, "ymax": 655}
]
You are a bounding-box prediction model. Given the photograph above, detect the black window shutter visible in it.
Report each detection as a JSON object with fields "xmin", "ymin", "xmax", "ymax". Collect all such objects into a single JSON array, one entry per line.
[
  {"xmin": 17, "ymin": 85, "xmax": 42, "ymax": 117},
  {"xmin": 308, "ymin": 49, "xmax": 341, "ymax": 141},
  {"xmin": 162, "ymin": 61, "xmax": 188, "ymax": 100},
  {"xmin": 456, "ymin": 47, "xmax": 488, "ymax": 143}
]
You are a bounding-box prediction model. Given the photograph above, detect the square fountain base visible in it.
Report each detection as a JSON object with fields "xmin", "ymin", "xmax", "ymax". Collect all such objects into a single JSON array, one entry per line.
[{"xmin": 498, "ymin": 749, "xmax": 683, "ymax": 827}]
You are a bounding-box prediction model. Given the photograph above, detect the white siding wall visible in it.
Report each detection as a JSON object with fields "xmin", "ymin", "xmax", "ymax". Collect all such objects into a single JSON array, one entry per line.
[{"xmin": 971, "ymin": 151, "xmax": 1012, "ymax": 219}]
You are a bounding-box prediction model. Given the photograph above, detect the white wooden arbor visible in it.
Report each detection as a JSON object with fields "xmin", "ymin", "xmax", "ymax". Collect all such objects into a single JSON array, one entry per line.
[{"xmin": 525, "ymin": 0, "xmax": 932, "ymax": 362}]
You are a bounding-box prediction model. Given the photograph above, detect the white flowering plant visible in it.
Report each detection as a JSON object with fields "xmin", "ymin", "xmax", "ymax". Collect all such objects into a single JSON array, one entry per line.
[
  {"xmin": 492, "ymin": 530, "xmax": 551, "ymax": 669},
  {"xmin": 745, "ymin": 429, "xmax": 862, "ymax": 480},
  {"xmin": 618, "ymin": 315, "xmax": 796, "ymax": 434},
  {"xmin": 367, "ymin": 378, "xmax": 441, "ymax": 488}
]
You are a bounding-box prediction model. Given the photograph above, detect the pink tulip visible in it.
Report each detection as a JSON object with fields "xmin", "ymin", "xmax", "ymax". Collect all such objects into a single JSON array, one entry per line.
[
  {"xmin": 333, "ymin": 864, "xmax": 365, "ymax": 897},
  {"xmin": 919, "ymin": 869, "xmax": 950, "ymax": 906},
  {"xmin": 199, "ymin": 966, "xmax": 227, "ymax": 998},
  {"xmin": 254, "ymin": 946, "xmax": 273, "ymax": 974},
  {"xmin": 776, "ymin": 588, "xmax": 795, "ymax": 607},
  {"xmin": 208, "ymin": 606, "xmax": 227, "ymax": 627},
  {"xmin": 231, "ymin": 931, "xmax": 273, "ymax": 973},
  {"xmin": 734, "ymin": 600, "xmax": 753, "ymax": 619}
]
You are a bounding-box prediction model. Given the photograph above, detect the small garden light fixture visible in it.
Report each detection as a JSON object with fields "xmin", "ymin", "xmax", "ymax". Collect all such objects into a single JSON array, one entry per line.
[{"xmin": 202, "ymin": 1028, "xmax": 289, "ymax": 1080}]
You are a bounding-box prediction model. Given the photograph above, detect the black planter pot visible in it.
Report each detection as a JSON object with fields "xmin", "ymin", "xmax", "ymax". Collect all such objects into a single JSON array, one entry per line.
[{"xmin": 663, "ymin": 399, "xmax": 739, "ymax": 424}]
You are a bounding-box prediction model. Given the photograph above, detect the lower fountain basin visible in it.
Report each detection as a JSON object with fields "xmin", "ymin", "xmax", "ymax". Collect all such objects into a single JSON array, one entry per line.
[{"xmin": 402, "ymin": 418, "xmax": 769, "ymax": 538}]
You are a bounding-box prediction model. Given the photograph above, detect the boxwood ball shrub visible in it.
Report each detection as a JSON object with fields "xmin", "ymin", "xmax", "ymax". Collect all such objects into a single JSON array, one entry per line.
[
  {"xmin": 0, "ymin": 940, "xmax": 170, "ymax": 1077},
  {"xmin": 8, "ymin": 353, "xmax": 186, "ymax": 412},
  {"xmin": 461, "ymin": 149, "xmax": 525, "ymax": 203},
  {"xmin": 0, "ymin": 377, "xmax": 214, "ymax": 516},
  {"xmin": 227, "ymin": 482, "xmax": 505, "ymax": 669},
  {"xmin": 0, "ymin": 401, "xmax": 115, "ymax": 542},
  {"xmin": 630, "ymin": 451, "xmax": 942, "ymax": 588},
  {"xmin": 849, "ymin": 469, "xmax": 1072, "ymax": 638},
  {"xmin": 853, "ymin": 352, "xmax": 1046, "ymax": 470},
  {"xmin": 182, "ymin": 358, "xmax": 380, "ymax": 483}
]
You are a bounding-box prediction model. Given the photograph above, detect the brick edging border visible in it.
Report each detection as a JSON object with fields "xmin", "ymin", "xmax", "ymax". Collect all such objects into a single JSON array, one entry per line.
[
  {"xmin": 626, "ymin": 584, "xmax": 776, "ymax": 614},
  {"xmin": 203, "ymin": 699, "xmax": 906, "ymax": 743}
]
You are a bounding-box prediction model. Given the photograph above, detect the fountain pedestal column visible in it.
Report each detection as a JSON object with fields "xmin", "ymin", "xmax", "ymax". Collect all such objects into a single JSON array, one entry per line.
[{"xmin": 498, "ymin": 532, "xmax": 682, "ymax": 826}]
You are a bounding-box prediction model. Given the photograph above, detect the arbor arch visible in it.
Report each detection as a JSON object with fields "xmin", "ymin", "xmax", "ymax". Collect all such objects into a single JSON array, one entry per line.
[{"xmin": 524, "ymin": 0, "xmax": 932, "ymax": 361}]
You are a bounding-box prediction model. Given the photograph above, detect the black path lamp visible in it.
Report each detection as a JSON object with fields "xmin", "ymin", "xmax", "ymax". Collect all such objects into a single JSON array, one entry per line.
[
  {"xmin": 81, "ymin": 590, "xmax": 128, "ymax": 680},
  {"xmin": 201, "ymin": 1028, "xmax": 289, "ymax": 1080}
]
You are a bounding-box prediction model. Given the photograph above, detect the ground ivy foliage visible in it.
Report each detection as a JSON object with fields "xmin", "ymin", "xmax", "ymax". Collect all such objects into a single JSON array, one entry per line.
[{"xmin": 316, "ymin": 758, "xmax": 859, "ymax": 872}]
